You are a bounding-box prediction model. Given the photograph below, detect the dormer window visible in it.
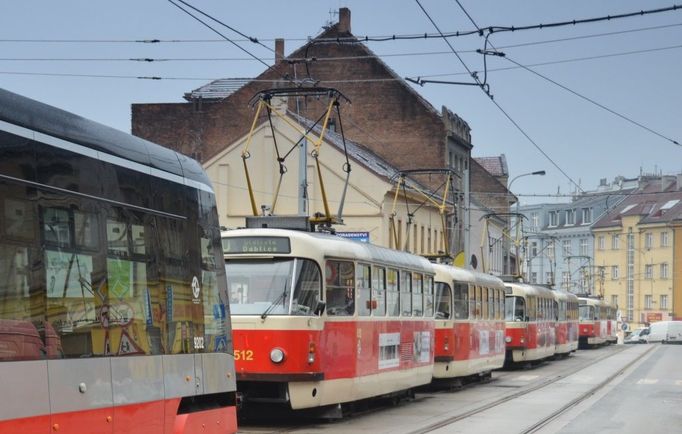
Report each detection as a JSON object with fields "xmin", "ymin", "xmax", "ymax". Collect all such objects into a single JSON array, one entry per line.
[
  {"xmin": 548, "ymin": 211, "xmax": 558, "ymax": 227},
  {"xmin": 566, "ymin": 209, "xmax": 575, "ymax": 225}
]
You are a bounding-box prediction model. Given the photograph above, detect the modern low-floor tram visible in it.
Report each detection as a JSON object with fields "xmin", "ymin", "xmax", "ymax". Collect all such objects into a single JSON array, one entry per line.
[
  {"xmin": 222, "ymin": 227, "xmax": 436, "ymax": 415},
  {"xmin": 0, "ymin": 88, "xmax": 237, "ymax": 433}
]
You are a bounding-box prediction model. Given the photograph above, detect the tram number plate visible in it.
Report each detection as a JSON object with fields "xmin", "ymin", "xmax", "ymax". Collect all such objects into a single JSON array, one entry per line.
[
  {"xmin": 193, "ymin": 337, "xmax": 205, "ymax": 349},
  {"xmin": 234, "ymin": 350, "xmax": 254, "ymax": 361}
]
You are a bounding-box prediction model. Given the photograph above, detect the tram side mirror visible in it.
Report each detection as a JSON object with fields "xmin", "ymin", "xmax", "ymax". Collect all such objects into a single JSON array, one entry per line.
[{"xmin": 314, "ymin": 301, "xmax": 326, "ymax": 316}]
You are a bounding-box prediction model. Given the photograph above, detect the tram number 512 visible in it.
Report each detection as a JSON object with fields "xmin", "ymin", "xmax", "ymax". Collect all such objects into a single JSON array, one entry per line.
[{"xmin": 234, "ymin": 350, "xmax": 254, "ymax": 361}]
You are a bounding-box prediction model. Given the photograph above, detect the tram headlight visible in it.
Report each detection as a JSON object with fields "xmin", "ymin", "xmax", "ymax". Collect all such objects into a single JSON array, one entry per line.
[
  {"xmin": 270, "ymin": 348, "xmax": 285, "ymax": 364},
  {"xmin": 505, "ymin": 336, "xmax": 512, "ymax": 343},
  {"xmin": 307, "ymin": 342, "xmax": 316, "ymax": 364}
]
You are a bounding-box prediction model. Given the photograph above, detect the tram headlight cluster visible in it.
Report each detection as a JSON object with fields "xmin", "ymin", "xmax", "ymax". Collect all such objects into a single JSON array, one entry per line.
[
  {"xmin": 270, "ymin": 348, "xmax": 285, "ymax": 364},
  {"xmin": 505, "ymin": 336, "xmax": 512, "ymax": 343}
]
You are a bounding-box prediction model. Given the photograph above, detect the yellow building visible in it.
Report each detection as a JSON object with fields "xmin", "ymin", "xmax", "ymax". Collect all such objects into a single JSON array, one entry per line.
[
  {"xmin": 202, "ymin": 99, "xmax": 451, "ymax": 256},
  {"xmin": 592, "ymin": 176, "xmax": 682, "ymax": 328}
]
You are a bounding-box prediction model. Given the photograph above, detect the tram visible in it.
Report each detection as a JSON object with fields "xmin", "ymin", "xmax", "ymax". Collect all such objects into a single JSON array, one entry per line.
[
  {"xmin": 432, "ymin": 264, "xmax": 506, "ymax": 381},
  {"xmin": 0, "ymin": 88, "xmax": 237, "ymax": 433},
  {"xmin": 504, "ymin": 283, "xmax": 556, "ymax": 364},
  {"xmin": 552, "ymin": 289, "xmax": 579, "ymax": 356},
  {"xmin": 605, "ymin": 303, "xmax": 619, "ymax": 344},
  {"xmin": 578, "ymin": 297, "xmax": 614, "ymax": 348},
  {"xmin": 222, "ymin": 226, "xmax": 435, "ymax": 415}
]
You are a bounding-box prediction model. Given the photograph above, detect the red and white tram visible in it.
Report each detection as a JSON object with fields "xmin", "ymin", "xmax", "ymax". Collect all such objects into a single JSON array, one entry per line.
[
  {"xmin": 0, "ymin": 88, "xmax": 237, "ymax": 433},
  {"xmin": 432, "ymin": 264, "xmax": 505, "ymax": 381},
  {"xmin": 578, "ymin": 297, "xmax": 616, "ymax": 348},
  {"xmin": 504, "ymin": 283, "xmax": 556, "ymax": 364},
  {"xmin": 222, "ymin": 227, "xmax": 435, "ymax": 415},
  {"xmin": 605, "ymin": 303, "xmax": 619, "ymax": 344},
  {"xmin": 552, "ymin": 289, "xmax": 579, "ymax": 356}
]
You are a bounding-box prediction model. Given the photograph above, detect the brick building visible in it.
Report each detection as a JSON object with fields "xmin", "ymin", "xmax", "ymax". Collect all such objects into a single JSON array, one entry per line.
[{"xmin": 131, "ymin": 8, "xmax": 513, "ymax": 263}]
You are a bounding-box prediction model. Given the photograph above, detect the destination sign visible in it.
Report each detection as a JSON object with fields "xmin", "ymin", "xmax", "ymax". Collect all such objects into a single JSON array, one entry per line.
[{"xmin": 222, "ymin": 236, "xmax": 291, "ymax": 254}]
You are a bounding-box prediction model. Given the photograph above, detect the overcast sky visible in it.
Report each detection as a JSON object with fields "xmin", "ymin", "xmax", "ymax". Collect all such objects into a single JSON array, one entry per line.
[{"xmin": 1, "ymin": 1, "xmax": 681, "ymax": 204}]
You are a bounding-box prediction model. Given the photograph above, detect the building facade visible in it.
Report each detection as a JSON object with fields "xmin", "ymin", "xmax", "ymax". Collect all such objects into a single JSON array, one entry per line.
[
  {"xmin": 131, "ymin": 7, "xmax": 514, "ymax": 266},
  {"xmin": 592, "ymin": 175, "xmax": 682, "ymax": 327},
  {"xmin": 518, "ymin": 177, "xmax": 636, "ymax": 291}
]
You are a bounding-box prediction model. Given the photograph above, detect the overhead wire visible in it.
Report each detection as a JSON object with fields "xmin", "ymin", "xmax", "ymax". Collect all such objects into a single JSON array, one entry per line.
[
  {"xmin": 1, "ymin": 21, "xmax": 680, "ymax": 46},
  {"xmin": 415, "ymin": 0, "xmax": 584, "ymax": 193},
  {"xmin": 453, "ymin": 0, "xmax": 681, "ymax": 148}
]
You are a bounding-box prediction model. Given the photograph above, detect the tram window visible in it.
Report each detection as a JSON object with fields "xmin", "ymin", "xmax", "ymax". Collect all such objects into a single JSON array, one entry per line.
[
  {"xmin": 424, "ymin": 275, "xmax": 434, "ymax": 317},
  {"xmin": 452, "ymin": 283, "xmax": 468, "ymax": 319},
  {"xmin": 372, "ymin": 266, "xmax": 386, "ymax": 316},
  {"xmin": 468, "ymin": 285, "xmax": 476, "ymax": 318},
  {"xmin": 290, "ymin": 259, "xmax": 321, "ymax": 316},
  {"xmin": 386, "ymin": 268, "xmax": 399, "ymax": 317},
  {"xmin": 43, "ymin": 208, "xmax": 71, "ymax": 248},
  {"xmin": 107, "ymin": 219, "xmax": 129, "ymax": 257},
  {"xmin": 434, "ymin": 282, "xmax": 451, "ymax": 319},
  {"xmin": 481, "ymin": 287, "xmax": 488, "ymax": 319},
  {"xmin": 74, "ymin": 211, "xmax": 99, "ymax": 250},
  {"xmin": 488, "ymin": 288, "xmax": 495, "ymax": 320},
  {"xmin": 325, "ymin": 260, "xmax": 355, "ymax": 316},
  {"xmin": 400, "ymin": 270, "xmax": 412, "ymax": 316},
  {"xmin": 4, "ymin": 198, "xmax": 35, "ymax": 240},
  {"xmin": 476, "ymin": 286, "xmax": 483, "ymax": 319},
  {"xmin": 412, "ymin": 273, "xmax": 423, "ymax": 316},
  {"xmin": 357, "ymin": 264, "xmax": 372, "ymax": 316},
  {"xmin": 505, "ymin": 296, "xmax": 525, "ymax": 321}
]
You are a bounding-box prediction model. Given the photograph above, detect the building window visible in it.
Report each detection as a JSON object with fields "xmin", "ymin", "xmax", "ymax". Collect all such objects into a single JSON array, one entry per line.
[
  {"xmin": 660, "ymin": 263, "xmax": 669, "ymax": 279},
  {"xmin": 531, "ymin": 272, "xmax": 538, "ymax": 283},
  {"xmin": 545, "ymin": 272, "xmax": 553, "ymax": 285},
  {"xmin": 530, "ymin": 212, "xmax": 539, "ymax": 232},
  {"xmin": 582, "ymin": 207, "xmax": 593, "ymax": 224},
  {"xmin": 562, "ymin": 239, "xmax": 571, "ymax": 256},
  {"xmin": 548, "ymin": 211, "xmax": 558, "ymax": 227},
  {"xmin": 660, "ymin": 294, "xmax": 668, "ymax": 309},
  {"xmin": 611, "ymin": 234, "xmax": 620, "ymax": 250},
  {"xmin": 546, "ymin": 242, "xmax": 555, "ymax": 259},
  {"xmin": 562, "ymin": 271, "xmax": 570, "ymax": 290},
  {"xmin": 530, "ymin": 241, "xmax": 538, "ymax": 257},
  {"xmin": 645, "ymin": 264, "xmax": 653, "ymax": 280},
  {"xmin": 661, "ymin": 231, "xmax": 669, "ymax": 247},
  {"xmin": 598, "ymin": 236, "xmax": 605, "ymax": 250},
  {"xmin": 566, "ymin": 209, "xmax": 575, "ymax": 225},
  {"xmin": 611, "ymin": 295, "xmax": 618, "ymax": 307},
  {"xmin": 611, "ymin": 265, "xmax": 619, "ymax": 280},
  {"xmin": 644, "ymin": 294, "xmax": 652, "ymax": 310},
  {"xmin": 579, "ymin": 238, "xmax": 589, "ymax": 256},
  {"xmin": 644, "ymin": 232, "xmax": 653, "ymax": 249}
]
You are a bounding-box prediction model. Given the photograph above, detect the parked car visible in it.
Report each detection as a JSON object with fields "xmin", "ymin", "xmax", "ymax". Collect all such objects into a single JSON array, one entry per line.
[
  {"xmin": 624, "ymin": 327, "xmax": 649, "ymax": 344},
  {"xmin": 645, "ymin": 321, "xmax": 682, "ymax": 343}
]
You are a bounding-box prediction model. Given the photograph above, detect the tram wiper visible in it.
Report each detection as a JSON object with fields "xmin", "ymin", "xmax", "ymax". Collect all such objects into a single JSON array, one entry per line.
[{"xmin": 261, "ymin": 283, "xmax": 288, "ymax": 320}]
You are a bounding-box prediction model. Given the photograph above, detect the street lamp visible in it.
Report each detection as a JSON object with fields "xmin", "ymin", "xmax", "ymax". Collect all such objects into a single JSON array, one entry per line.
[{"xmin": 506, "ymin": 170, "xmax": 546, "ymax": 276}]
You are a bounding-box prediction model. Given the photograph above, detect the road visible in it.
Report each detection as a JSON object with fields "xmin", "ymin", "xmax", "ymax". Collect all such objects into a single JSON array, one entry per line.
[{"xmin": 238, "ymin": 344, "xmax": 682, "ymax": 434}]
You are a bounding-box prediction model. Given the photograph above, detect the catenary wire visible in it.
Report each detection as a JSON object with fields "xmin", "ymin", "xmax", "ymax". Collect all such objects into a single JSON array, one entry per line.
[
  {"xmin": 453, "ymin": 0, "xmax": 680, "ymax": 148},
  {"xmin": 416, "ymin": 0, "xmax": 584, "ymax": 193}
]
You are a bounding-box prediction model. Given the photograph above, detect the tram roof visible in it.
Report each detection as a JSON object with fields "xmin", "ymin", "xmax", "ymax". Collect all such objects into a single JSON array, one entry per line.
[
  {"xmin": 0, "ymin": 87, "xmax": 211, "ymax": 188},
  {"xmin": 432, "ymin": 263, "xmax": 504, "ymax": 289},
  {"xmin": 222, "ymin": 228, "xmax": 435, "ymax": 272}
]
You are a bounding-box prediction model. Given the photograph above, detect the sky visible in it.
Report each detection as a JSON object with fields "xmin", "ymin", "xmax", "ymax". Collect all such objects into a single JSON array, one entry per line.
[{"xmin": 1, "ymin": 1, "xmax": 681, "ymax": 204}]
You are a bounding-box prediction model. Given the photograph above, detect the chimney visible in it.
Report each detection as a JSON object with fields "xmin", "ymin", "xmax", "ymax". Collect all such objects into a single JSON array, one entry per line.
[
  {"xmin": 338, "ymin": 7, "xmax": 351, "ymax": 33},
  {"xmin": 677, "ymin": 174, "xmax": 682, "ymax": 191},
  {"xmin": 661, "ymin": 175, "xmax": 676, "ymax": 192},
  {"xmin": 275, "ymin": 38, "xmax": 284, "ymax": 65}
]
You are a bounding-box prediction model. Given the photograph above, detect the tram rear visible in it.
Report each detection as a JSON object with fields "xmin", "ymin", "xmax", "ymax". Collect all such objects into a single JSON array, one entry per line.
[
  {"xmin": 432, "ymin": 264, "xmax": 505, "ymax": 381},
  {"xmin": 578, "ymin": 297, "xmax": 608, "ymax": 348},
  {"xmin": 0, "ymin": 88, "xmax": 237, "ymax": 433},
  {"xmin": 504, "ymin": 283, "xmax": 556, "ymax": 364}
]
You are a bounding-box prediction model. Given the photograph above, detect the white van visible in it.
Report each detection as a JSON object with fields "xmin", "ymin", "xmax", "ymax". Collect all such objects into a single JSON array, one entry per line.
[{"xmin": 646, "ymin": 321, "xmax": 682, "ymax": 344}]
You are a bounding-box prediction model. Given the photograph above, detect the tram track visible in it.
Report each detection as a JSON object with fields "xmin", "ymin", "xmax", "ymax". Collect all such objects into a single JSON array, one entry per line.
[
  {"xmin": 405, "ymin": 345, "xmax": 634, "ymax": 434},
  {"xmin": 518, "ymin": 344, "xmax": 656, "ymax": 434}
]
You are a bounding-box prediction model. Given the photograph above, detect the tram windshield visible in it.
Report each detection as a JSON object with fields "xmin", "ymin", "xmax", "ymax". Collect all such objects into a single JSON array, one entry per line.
[
  {"xmin": 579, "ymin": 305, "xmax": 595, "ymax": 320},
  {"xmin": 505, "ymin": 296, "xmax": 526, "ymax": 321},
  {"xmin": 225, "ymin": 258, "xmax": 321, "ymax": 316}
]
